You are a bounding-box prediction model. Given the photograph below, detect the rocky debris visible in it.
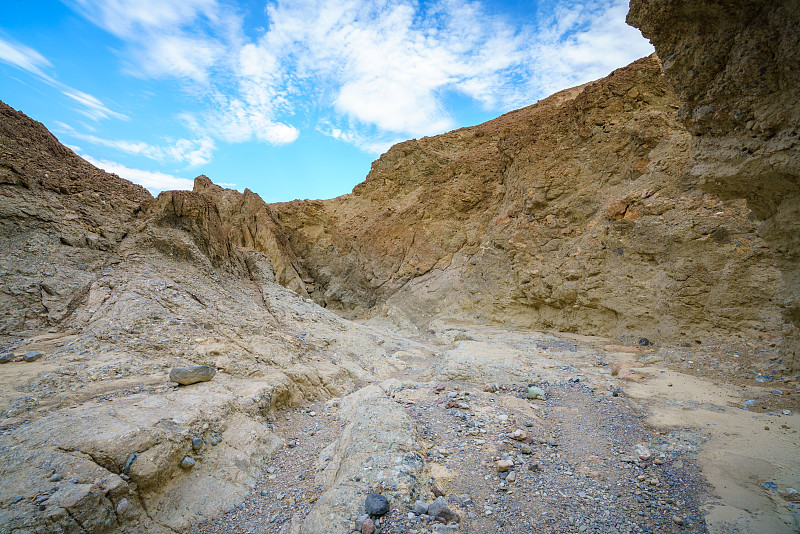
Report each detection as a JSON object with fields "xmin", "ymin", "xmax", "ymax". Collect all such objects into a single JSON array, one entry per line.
[
  {"xmin": 170, "ymin": 365, "xmax": 217, "ymax": 385},
  {"xmin": 612, "ymin": 361, "xmax": 645, "ymax": 382}
]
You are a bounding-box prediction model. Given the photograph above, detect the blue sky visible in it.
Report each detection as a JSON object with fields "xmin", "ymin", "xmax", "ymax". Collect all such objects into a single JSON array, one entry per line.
[{"xmin": 0, "ymin": 0, "xmax": 653, "ymax": 201}]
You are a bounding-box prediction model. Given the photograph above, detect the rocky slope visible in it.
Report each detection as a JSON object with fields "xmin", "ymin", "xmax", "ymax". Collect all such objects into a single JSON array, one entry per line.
[
  {"xmin": 628, "ymin": 0, "xmax": 800, "ymax": 369},
  {"xmin": 0, "ymin": 103, "xmax": 416, "ymax": 533},
  {"xmin": 272, "ymin": 55, "xmax": 785, "ymax": 352}
]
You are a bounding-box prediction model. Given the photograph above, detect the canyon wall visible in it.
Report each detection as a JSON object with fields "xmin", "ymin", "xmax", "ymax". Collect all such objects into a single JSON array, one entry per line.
[
  {"xmin": 271, "ymin": 56, "xmax": 785, "ymax": 349},
  {"xmin": 628, "ymin": 0, "xmax": 800, "ymax": 368}
]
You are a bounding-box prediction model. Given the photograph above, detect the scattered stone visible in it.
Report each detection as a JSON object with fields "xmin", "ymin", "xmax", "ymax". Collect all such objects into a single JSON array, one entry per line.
[
  {"xmin": 527, "ymin": 386, "xmax": 545, "ymax": 400},
  {"xmin": 634, "ymin": 443, "xmax": 651, "ymax": 460},
  {"xmin": 520, "ymin": 444, "xmax": 532, "ymax": 454},
  {"xmin": 672, "ymin": 515, "xmax": 685, "ymax": 526},
  {"xmin": 506, "ymin": 471, "xmax": 517, "ymax": 483},
  {"xmin": 12, "ymin": 496, "xmax": 23, "ymax": 504},
  {"xmin": 361, "ymin": 518, "xmax": 376, "ymax": 534},
  {"xmin": 371, "ymin": 482, "xmax": 383, "ymax": 494},
  {"xmin": 638, "ymin": 338, "xmax": 651, "ymax": 346},
  {"xmin": 180, "ymin": 456, "xmax": 196, "ymax": 469},
  {"xmin": 364, "ymin": 492, "xmax": 389, "ymax": 516},
  {"xmin": 49, "ymin": 473, "xmax": 63, "ymax": 482},
  {"xmin": 528, "ymin": 463, "xmax": 541, "ymax": 472},
  {"xmin": 22, "ymin": 351, "xmax": 43, "ymax": 362},
  {"xmin": 414, "ymin": 500, "xmax": 429, "ymax": 515},
  {"xmin": 611, "ymin": 361, "xmax": 644, "ymax": 382},
  {"xmin": 192, "ymin": 437, "xmax": 204, "ymax": 451},
  {"xmin": 496, "ymin": 460, "xmax": 513, "ymax": 472},
  {"xmin": 0, "ymin": 353, "xmax": 13, "ymax": 364},
  {"xmin": 432, "ymin": 484, "xmax": 444, "ymax": 498},
  {"xmin": 428, "ymin": 496, "xmax": 458, "ymax": 522},
  {"xmin": 743, "ymin": 400, "xmax": 757, "ymax": 406},
  {"xmin": 510, "ymin": 429, "xmax": 528, "ymax": 441},
  {"xmin": 169, "ymin": 365, "xmax": 216, "ymax": 385}
]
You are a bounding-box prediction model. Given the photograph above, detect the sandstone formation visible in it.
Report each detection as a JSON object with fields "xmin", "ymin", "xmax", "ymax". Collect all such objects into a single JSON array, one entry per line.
[
  {"xmin": 272, "ymin": 55, "xmax": 785, "ymax": 353},
  {"xmin": 628, "ymin": 0, "xmax": 800, "ymax": 369}
]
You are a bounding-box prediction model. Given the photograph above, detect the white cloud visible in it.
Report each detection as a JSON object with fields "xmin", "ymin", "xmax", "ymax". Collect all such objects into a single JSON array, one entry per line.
[
  {"xmin": 62, "ymin": 89, "xmax": 129, "ymax": 121},
  {"xmin": 0, "ymin": 36, "xmax": 52, "ymax": 78},
  {"xmin": 0, "ymin": 36, "xmax": 129, "ymax": 122},
  {"xmin": 55, "ymin": 122, "xmax": 215, "ymax": 167},
  {"xmin": 63, "ymin": 0, "xmax": 654, "ymax": 155},
  {"xmin": 80, "ymin": 153, "xmax": 195, "ymax": 195}
]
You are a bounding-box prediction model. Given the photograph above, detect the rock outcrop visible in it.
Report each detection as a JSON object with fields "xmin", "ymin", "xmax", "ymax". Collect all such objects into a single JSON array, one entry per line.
[
  {"xmin": 272, "ymin": 56, "xmax": 784, "ymax": 349},
  {"xmin": 628, "ymin": 0, "xmax": 800, "ymax": 368},
  {"xmin": 0, "ymin": 101, "xmax": 413, "ymax": 533}
]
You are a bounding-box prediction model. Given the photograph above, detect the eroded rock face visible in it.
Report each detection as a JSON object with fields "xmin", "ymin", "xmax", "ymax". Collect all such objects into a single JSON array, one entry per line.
[
  {"xmin": 273, "ymin": 56, "xmax": 784, "ymax": 347},
  {"xmin": 0, "ymin": 101, "xmax": 410, "ymax": 532},
  {"xmin": 628, "ymin": 0, "xmax": 800, "ymax": 369}
]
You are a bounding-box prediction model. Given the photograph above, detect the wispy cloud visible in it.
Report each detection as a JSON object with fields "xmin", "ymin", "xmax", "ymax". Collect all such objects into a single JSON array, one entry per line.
[
  {"xmin": 55, "ymin": 122, "xmax": 215, "ymax": 166},
  {"xmin": 0, "ymin": 35, "xmax": 128, "ymax": 122},
  {"xmin": 0, "ymin": 35, "xmax": 52, "ymax": 79},
  {"xmin": 62, "ymin": 0, "xmax": 653, "ymax": 155},
  {"xmin": 80, "ymin": 153, "xmax": 196, "ymax": 195}
]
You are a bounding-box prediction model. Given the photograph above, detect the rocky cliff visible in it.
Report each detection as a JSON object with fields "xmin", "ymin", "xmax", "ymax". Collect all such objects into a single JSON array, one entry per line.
[
  {"xmin": 628, "ymin": 0, "xmax": 800, "ymax": 369},
  {"xmin": 272, "ymin": 55, "xmax": 785, "ymax": 350}
]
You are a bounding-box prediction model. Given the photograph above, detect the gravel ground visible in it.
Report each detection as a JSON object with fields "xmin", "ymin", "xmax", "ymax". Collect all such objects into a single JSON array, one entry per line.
[
  {"xmin": 187, "ymin": 378, "xmax": 710, "ymax": 534},
  {"xmin": 187, "ymin": 401, "xmax": 340, "ymax": 534}
]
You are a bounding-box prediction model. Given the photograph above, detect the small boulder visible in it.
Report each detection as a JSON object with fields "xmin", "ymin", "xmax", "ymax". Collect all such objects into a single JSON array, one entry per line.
[
  {"xmin": 413, "ymin": 500, "xmax": 429, "ymax": 515},
  {"xmin": 170, "ymin": 365, "xmax": 216, "ymax": 385},
  {"xmin": 428, "ymin": 496, "xmax": 458, "ymax": 523},
  {"xmin": 22, "ymin": 351, "xmax": 43, "ymax": 362},
  {"xmin": 527, "ymin": 386, "xmax": 545, "ymax": 400},
  {"xmin": 364, "ymin": 491, "xmax": 389, "ymax": 516},
  {"xmin": 0, "ymin": 353, "xmax": 14, "ymax": 364},
  {"xmin": 180, "ymin": 456, "xmax": 196, "ymax": 469},
  {"xmin": 361, "ymin": 518, "xmax": 376, "ymax": 534},
  {"xmin": 496, "ymin": 460, "xmax": 513, "ymax": 472},
  {"xmin": 510, "ymin": 429, "xmax": 528, "ymax": 441}
]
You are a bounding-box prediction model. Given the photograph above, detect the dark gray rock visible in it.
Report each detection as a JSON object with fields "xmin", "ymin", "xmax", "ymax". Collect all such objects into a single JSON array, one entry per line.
[
  {"xmin": 0, "ymin": 353, "xmax": 14, "ymax": 364},
  {"xmin": 413, "ymin": 500, "xmax": 429, "ymax": 515},
  {"xmin": 428, "ymin": 496, "xmax": 458, "ymax": 522},
  {"xmin": 364, "ymin": 491, "xmax": 389, "ymax": 516},
  {"xmin": 123, "ymin": 453, "xmax": 137, "ymax": 474},
  {"xmin": 22, "ymin": 351, "xmax": 43, "ymax": 362},
  {"xmin": 192, "ymin": 437, "xmax": 204, "ymax": 450},
  {"xmin": 169, "ymin": 365, "xmax": 216, "ymax": 385},
  {"xmin": 180, "ymin": 456, "xmax": 196, "ymax": 469}
]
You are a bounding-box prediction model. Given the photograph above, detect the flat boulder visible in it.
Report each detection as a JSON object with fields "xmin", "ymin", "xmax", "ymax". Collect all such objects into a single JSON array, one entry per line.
[{"xmin": 169, "ymin": 365, "xmax": 216, "ymax": 385}]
